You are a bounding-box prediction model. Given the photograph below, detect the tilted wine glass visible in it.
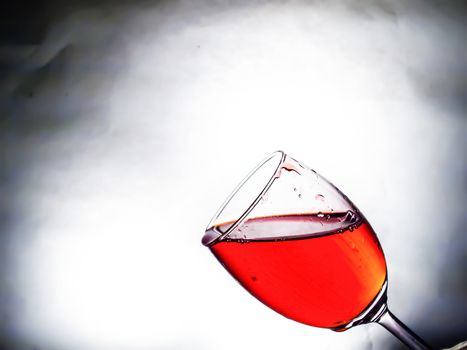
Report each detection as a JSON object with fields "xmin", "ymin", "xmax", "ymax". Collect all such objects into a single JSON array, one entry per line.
[{"xmin": 202, "ymin": 151, "xmax": 431, "ymax": 349}]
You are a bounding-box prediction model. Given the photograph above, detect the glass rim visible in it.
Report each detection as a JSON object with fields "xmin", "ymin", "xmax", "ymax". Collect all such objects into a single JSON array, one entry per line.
[{"xmin": 204, "ymin": 150, "xmax": 286, "ymax": 246}]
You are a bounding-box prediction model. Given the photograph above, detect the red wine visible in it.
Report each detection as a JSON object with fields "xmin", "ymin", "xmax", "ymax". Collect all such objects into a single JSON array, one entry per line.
[{"xmin": 207, "ymin": 213, "xmax": 387, "ymax": 329}]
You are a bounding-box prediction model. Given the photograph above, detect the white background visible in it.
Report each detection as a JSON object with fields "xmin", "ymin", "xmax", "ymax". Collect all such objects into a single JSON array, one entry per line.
[{"xmin": 2, "ymin": 1, "xmax": 467, "ymax": 349}]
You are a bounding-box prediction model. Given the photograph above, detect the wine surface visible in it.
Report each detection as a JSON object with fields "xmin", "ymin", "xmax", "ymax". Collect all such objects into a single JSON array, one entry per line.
[{"xmin": 208, "ymin": 213, "xmax": 387, "ymax": 328}]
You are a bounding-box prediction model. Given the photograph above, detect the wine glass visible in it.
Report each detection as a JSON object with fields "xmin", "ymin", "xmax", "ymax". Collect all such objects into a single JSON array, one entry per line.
[{"xmin": 202, "ymin": 151, "xmax": 431, "ymax": 350}]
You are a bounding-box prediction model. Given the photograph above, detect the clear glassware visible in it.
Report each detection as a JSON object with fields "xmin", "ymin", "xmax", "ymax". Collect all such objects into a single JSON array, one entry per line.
[{"xmin": 202, "ymin": 151, "xmax": 431, "ymax": 350}]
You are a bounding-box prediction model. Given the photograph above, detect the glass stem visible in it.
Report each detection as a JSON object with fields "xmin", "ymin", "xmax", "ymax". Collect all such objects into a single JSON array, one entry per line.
[{"xmin": 377, "ymin": 309, "xmax": 432, "ymax": 350}]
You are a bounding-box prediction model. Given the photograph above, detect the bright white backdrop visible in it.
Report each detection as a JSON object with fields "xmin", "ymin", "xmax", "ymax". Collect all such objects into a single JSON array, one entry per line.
[{"xmin": 3, "ymin": 1, "xmax": 467, "ymax": 349}]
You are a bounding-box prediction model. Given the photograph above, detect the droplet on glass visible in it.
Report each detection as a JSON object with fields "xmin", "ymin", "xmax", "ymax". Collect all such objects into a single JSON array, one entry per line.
[
  {"xmin": 281, "ymin": 160, "xmax": 301, "ymax": 175},
  {"xmin": 344, "ymin": 210, "xmax": 357, "ymax": 223},
  {"xmin": 315, "ymin": 194, "xmax": 325, "ymax": 201}
]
